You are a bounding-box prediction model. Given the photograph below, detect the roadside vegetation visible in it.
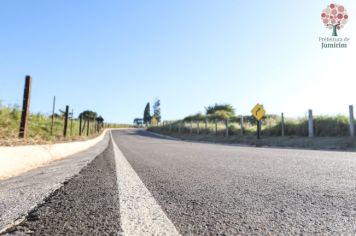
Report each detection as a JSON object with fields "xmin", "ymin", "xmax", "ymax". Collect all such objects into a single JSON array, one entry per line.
[
  {"xmin": 149, "ymin": 103, "xmax": 353, "ymax": 137},
  {"xmin": 147, "ymin": 104, "xmax": 356, "ymax": 150},
  {"xmin": 133, "ymin": 99, "xmax": 161, "ymax": 127},
  {"xmin": 0, "ymin": 102, "xmax": 130, "ymax": 146}
]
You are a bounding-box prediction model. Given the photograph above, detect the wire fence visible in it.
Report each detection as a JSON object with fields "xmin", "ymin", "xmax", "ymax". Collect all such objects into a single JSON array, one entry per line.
[
  {"xmin": 151, "ymin": 106, "xmax": 356, "ymax": 138},
  {"xmin": 0, "ymin": 76, "xmax": 122, "ymax": 143}
]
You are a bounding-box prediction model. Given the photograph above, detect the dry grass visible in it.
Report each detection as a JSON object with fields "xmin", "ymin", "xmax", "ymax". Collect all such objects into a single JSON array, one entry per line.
[
  {"xmin": 0, "ymin": 105, "xmax": 130, "ymax": 146},
  {"xmin": 148, "ymin": 126, "xmax": 356, "ymax": 151}
]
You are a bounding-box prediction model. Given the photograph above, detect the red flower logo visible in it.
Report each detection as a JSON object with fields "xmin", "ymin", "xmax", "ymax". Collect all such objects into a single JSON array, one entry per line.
[{"xmin": 321, "ymin": 3, "xmax": 348, "ymax": 36}]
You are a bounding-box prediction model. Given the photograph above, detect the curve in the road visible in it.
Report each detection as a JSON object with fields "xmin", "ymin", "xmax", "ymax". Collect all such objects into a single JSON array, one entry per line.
[{"xmin": 3, "ymin": 129, "xmax": 356, "ymax": 235}]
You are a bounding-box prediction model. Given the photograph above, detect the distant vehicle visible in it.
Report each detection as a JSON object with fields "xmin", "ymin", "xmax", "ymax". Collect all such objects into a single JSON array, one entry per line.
[{"xmin": 133, "ymin": 118, "xmax": 144, "ymax": 127}]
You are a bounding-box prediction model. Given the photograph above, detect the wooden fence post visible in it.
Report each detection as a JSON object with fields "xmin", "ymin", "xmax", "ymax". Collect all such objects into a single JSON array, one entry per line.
[
  {"xmin": 281, "ymin": 112, "xmax": 285, "ymax": 137},
  {"xmin": 63, "ymin": 105, "xmax": 69, "ymax": 137},
  {"xmin": 19, "ymin": 76, "xmax": 32, "ymax": 138},
  {"xmin": 81, "ymin": 119, "xmax": 86, "ymax": 134},
  {"xmin": 225, "ymin": 119, "xmax": 229, "ymax": 136},
  {"xmin": 87, "ymin": 120, "xmax": 90, "ymax": 136},
  {"xmin": 240, "ymin": 116, "xmax": 244, "ymax": 135},
  {"xmin": 308, "ymin": 109, "xmax": 314, "ymax": 137},
  {"xmin": 349, "ymin": 105, "xmax": 355, "ymax": 137},
  {"xmin": 50, "ymin": 96, "xmax": 56, "ymax": 136},
  {"xmin": 215, "ymin": 119, "xmax": 218, "ymax": 135},
  {"xmin": 79, "ymin": 116, "xmax": 82, "ymax": 136},
  {"xmin": 197, "ymin": 121, "xmax": 200, "ymax": 134},
  {"xmin": 205, "ymin": 119, "xmax": 208, "ymax": 133},
  {"xmin": 70, "ymin": 109, "xmax": 73, "ymax": 136}
]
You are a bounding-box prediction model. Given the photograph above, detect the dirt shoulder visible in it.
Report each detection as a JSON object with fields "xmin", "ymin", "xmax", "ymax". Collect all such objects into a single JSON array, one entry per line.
[{"xmin": 149, "ymin": 130, "xmax": 356, "ymax": 152}]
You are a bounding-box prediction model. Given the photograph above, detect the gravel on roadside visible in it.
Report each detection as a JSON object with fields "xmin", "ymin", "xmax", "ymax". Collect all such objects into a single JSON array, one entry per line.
[{"xmin": 3, "ymin": 142, "xmax": 122, "ymax": 235}]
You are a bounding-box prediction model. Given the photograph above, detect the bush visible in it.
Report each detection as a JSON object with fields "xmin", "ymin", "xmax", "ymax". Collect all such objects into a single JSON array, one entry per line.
[{"xmin": 314, "ymin": 115, "xmax": 349, "ymax": 136}]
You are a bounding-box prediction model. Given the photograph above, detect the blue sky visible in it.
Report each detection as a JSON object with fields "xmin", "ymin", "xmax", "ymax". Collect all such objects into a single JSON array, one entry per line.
[{"xmin": 0, "ymin": 1, "xmax": 355, "ymax": 123}]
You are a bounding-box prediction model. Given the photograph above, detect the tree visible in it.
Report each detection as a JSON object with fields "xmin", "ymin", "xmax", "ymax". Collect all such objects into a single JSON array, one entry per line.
[
  {"xmin": 96, "ymin": 116, "xmax": 104, "ymax": 131},
  {"xmin": 205, "ymin": 104, "xmax": 235, "ymax": 118},
  {"xmin": 79, "ymin": 110, "xmax": 97, "ymax": 121},
  {"xmin": 211, "ymin": 110, "xmax": 231, "ymax": 120},
  {"xmin": 184, "ymin": 113, "xmax": 205, "ymax": 122},
  {"xmin": 153, "ymin": 99, "xmax": 161, "ymax": 123},
  {"xmin": 96, "ymin": 116, "xmax": 104, "ymax": 124},
  {"xmin": 150, "ymin": 116, "xmax": 158, "ymax": 126},
  {"xmin": 79, "ymin": 110, "xmax": 97, "ymax": 135},
  {"xmin": 321, "ymin": 3, "xmax": 348, "ymax": 36},
  {"xmin": 49, "ymin": 113, "xmax": 61, "ymax": 119},
  {"xmin": 143, "ymin": 102, "xmax": 151, "ymax": 125}
]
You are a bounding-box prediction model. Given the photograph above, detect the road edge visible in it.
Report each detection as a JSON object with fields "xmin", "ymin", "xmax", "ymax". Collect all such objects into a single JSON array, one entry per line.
[{"xmin": 0, "ymin": 131, "xmax": 111, "ymax": 234}]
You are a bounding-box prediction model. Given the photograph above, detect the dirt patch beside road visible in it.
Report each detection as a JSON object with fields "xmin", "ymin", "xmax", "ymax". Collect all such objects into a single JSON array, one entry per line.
[{"xmin": 149, "ymin": 130, "xmax": 356, "ymax": 151}]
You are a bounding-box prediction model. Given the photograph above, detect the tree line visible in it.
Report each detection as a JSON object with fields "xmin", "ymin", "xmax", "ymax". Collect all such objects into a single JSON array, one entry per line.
[
  {"xmin": 133, "ymin": 99, "xmax": 161, "ymax": 126},
  {"xmin": 182, "ymin": 103, "xmax": 274, "ymax": 124}
]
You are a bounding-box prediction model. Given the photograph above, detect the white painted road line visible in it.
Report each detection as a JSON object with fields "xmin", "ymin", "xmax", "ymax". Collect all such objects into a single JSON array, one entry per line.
[{"xmin": 111, "ymin": 132, "xmax": 181, "ymax": 236}]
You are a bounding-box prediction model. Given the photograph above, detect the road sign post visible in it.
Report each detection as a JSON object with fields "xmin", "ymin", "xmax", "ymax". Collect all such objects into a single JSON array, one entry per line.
[{"xmin": 251, "ymin": 103, "xmax": 266, "ymax": 140}]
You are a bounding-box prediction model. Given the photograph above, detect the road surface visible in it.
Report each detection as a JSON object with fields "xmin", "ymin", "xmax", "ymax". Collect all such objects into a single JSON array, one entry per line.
[{"xmin": 2, "ymin": 129, "xmax": 356, "ymax": 235}]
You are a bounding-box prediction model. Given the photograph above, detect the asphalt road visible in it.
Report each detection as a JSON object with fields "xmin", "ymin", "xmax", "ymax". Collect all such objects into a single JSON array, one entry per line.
[
  {"xmin": 112, "ymin": 129, "xmax": 356, "ymax": 235},
  {"xmin": 3, "ymin": 129, "xmax": 356, "ymax": 235}
]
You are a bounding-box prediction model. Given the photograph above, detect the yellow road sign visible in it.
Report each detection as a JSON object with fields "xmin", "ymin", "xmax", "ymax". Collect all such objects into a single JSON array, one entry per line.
[{"xmin": 251, "ymin": 104, "xmax": 266, "ymax": 121}]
